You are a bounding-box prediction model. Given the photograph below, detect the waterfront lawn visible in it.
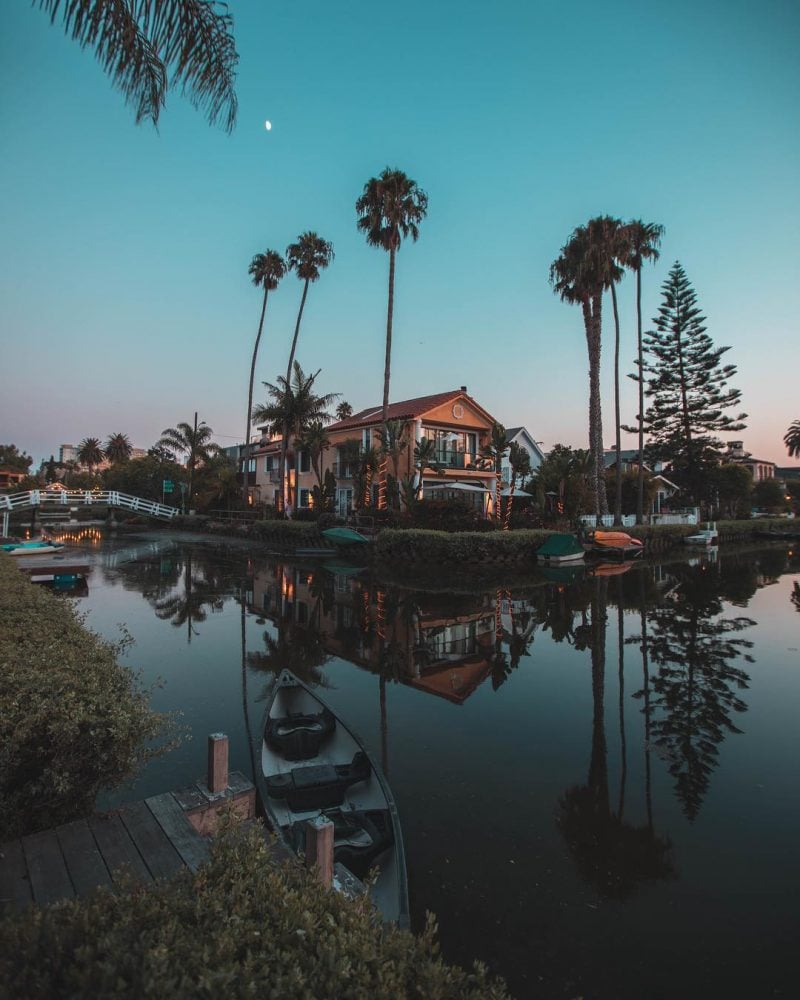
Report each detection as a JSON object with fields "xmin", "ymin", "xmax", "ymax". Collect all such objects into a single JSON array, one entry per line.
[
  {"xmin": 0, "ymin": 555, "xmax": 171, "ymax": 840},
  {"xmin": 0, "ymin": 820, "xmax": 510, "ymax": 1000}
]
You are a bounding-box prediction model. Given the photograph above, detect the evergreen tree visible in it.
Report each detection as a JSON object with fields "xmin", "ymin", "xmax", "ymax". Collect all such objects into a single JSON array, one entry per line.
[{"xmin": 637, "ymin": 262, "xmax": 746, "ymax": 502}]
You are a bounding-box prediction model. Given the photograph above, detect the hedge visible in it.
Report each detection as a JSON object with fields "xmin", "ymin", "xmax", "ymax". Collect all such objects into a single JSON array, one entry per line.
[
  {"xmin": 0, "ymin": 555, "xmax": 173, "ymax": 840},
  {"xmin": 0, "ymin": 820, "xmax": 510, "ymax": 1000},
  {"xmin": 374, "ymin": 529, "xmax": 552, "ymax": 566}
]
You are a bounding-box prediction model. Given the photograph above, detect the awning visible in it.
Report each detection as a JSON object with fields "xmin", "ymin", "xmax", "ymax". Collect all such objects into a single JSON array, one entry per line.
[{"xmin": 424, "ymin": 481, "xmax": 490, "ymax": 493}]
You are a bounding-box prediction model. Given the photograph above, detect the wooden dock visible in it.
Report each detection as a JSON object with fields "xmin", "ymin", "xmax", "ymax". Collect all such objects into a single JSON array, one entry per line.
[
  {"xmin": 1, "ymin": 792, "xmax": 211, "ymax": 915},
  {"xmin": 0, "ymin": 736, "xmax": 272, "ymax": 916}
]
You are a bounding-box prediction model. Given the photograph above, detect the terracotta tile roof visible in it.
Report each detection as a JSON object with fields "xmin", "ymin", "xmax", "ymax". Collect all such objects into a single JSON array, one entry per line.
[{"xmin": 327, "ymin": 390, "xmax": 476, "ymax": 432}]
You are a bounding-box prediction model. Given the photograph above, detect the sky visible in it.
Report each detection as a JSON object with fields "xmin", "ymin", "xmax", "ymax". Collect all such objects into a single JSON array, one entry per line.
[{"xmin": 1, "ymin": 0, "xmax": 798, "ymax": 468}]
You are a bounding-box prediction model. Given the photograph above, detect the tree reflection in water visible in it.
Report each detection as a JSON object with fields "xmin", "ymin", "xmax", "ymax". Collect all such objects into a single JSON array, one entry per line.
[
  {"xmin": 558, "ymin": 577, "xmax": 675, "ymax": 899},
  {"xmin": 642, "ymin": 561, "xmax": 754, "ymax": 821}
]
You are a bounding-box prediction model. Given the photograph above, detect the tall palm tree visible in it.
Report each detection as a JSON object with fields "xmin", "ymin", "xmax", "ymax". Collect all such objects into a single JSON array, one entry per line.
[
  {"xmin": 599, "ymin": 217, "xmax": 627, "ymax": 526},
  {"xmin": 784, "ymin": 420, "xmax": 800, "ymax": 458},
  {"xmin": 550, "ymin": 218, "xmax": 623, "ymax": 520},
  {"xmin": 35, "ymin": 0, "xmax": 238, "ymax": 132},
  {"xmin": 356, "ymin": 168, "xmax": 428, "ymax": 509},
  {"xmin": 620, "ymin": 221, "xmax": 664, "ymax": 524},
  {"xmin": 480, "ymin": 422, "xmax": 510, "ymax": 526},
  {"xmin": 252, "ymin": 364, "xmax": 338, "ymax": 510},
  {"xmin": 277, "ymin": 233, "xmax": 334, "ymax": 510},
  {"xmin": 244, "ymin": 250, "xmax": 286, "ymax": 505},
  {"xmin": 158, "ymin": 415, "xmax": 217, "ymax": 511},
  {"xmin": 105, "ymin": 432, "xmax": 133, "ymax": 465},
  {"xmin": 77, "ymin": 437, "xmax": 104, "ymax": 476}
]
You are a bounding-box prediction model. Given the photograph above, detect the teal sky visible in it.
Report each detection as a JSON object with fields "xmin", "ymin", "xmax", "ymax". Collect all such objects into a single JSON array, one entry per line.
[{"xmin": 1, "ymin": 0, "xmax": 798, "ymax": 467}]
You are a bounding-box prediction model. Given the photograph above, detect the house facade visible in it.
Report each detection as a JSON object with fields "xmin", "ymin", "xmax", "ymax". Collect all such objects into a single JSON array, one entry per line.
[
  {"xmin": 500, "ymin": 427, "xmax": 544, "ymax": 487},
  {"xmin": 249, "ymin": 387, "xmax": 501, "ymax": 516},
  {"xmin": 724, "ymin": 442, "xmax": 775, "ymax": 481}
]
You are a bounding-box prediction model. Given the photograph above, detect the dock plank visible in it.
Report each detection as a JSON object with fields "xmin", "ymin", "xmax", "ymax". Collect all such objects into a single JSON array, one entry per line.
[
  {"xmin": 22, "ymin": 830, "xmax": 74, "ymax": 905},
  {"xmin": 119, "ymin": 800, "xmax": 183, "ymax": 880},
  {"xmin": 56, "ymin": 819, "xmax": 112, "ymax": 898},
  {"xmin": 88, "ymin": 813, "xmax": 152, "ymax": 886},
  {"xmin": 0, "ymin": 840, "xmax": 33, "ymax": 915},
  {"xmin": 146, "ymin": 793, "xmax": 210, "ymax": 873}
]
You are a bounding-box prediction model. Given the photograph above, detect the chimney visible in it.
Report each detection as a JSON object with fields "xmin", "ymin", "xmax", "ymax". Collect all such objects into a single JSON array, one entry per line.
[{"xmin": 460, "ymin": 385, "xmax": 467, "ymax": 393}]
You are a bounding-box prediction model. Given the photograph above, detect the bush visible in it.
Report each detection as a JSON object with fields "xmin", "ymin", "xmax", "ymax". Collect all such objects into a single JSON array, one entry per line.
[
  {"xmin": 0, "ymin": 556, "xmax": 173, "ymax": 840},
  {"xmin": 0, "ymin": 821, "xmax": 509, "ymax": 999},
  {"xmin": 376, "ymin": 528, "xmax": 551, "ymax": 565},
  {"xmin": 410, "ymin": 500, "xmax": 493, "ymax": 533}
]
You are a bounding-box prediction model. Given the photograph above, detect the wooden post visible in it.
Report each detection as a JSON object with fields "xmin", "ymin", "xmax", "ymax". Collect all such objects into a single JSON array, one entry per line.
[
  {"xmin": 305, "ymin": 816, "xmax": 334, "ymax": 886},
  {"xmin": 207, "ymin": 733, "xmax": 228, "ymax": 794}
]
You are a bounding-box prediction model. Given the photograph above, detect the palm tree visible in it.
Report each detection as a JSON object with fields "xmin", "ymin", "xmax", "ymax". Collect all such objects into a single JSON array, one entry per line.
[
  {"xmin": 378, "ymin": 420, "xmax": 409, "ymax": 510},
  {"xmin": 356, "ymin": 168, "xmax": 428, "ymax": 509},
  {"xmin": 550, "ymin": 218, "xmax": 623, "ymax": 520},
  {"xmin": 105, "ymin": 432, "xmax": 132, "ymax": 465},
  {"xmin": 277, "ymin": 233, "xmax": 334, "ymax": 510},
  {"xmin": 335, "ymin": 401, "xmax": 353, "ymax": 421},
  {"xmin": 480, "ymin": 422, "xmax": 510, "ymax": 526},
  {"xmin": 503, "ymin": 440, "xmax": 531, "ymax": 529},
  {"xmin": 294, "ymin": 420, "xmax": 330, "ymax": 489},
  {"xmin": 158, "ymin": 414, "xmax": 217, "ymax": 511},
  {"xmin": 412, "ymin": 437, "xmax": 440, "ymax": 499},
  {"xmin": 784, "ymin": 420, "xmax": 800, "ymax": 458},
  {"xmin": 244, "ymin": 250, "xmax": 286, "ymax": 505},
  {"xmin": 599, "ymin": 217, "xmax": 627, "ymax": 526},
  {"xmin": 252, "ymin": 364, "xmax": 338, "ymax": 511},
  {"xmin": 35, "ymin": 0, "xmax": 238, "ymax": 132},
  {"xmin": 620, "ymin": 221, "xmax": 664, "ymax": 523},
  {"xmin": 77, "ymin": 437, "xmax": 104, "ymax": 476}
]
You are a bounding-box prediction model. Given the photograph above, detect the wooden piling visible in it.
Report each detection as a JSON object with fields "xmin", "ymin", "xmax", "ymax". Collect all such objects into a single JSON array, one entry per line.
[
  {"xmin": 207, "ymin": 733, "xmax": 229, "ymax": 794},
  {"xmin": 305, "ymin": 816, "xmax": 334, "ymax": 886}
]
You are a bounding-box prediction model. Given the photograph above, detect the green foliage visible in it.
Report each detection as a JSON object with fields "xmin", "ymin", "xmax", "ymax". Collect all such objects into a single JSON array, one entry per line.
[
  {"xmin": 711, "ymin": 464, "xmax": 753, "ymax": 519},
  {"xmin": 604, "ymin": 468, "xmax": 658, "ymax": 517},
  {"xmin": 0, "ymin": 821, "xmax": 508, "ymax": 999},
  {"xmin": 752, "ymin": 478, "xmax": 787, "ymax": 512},
  {"xmin": 376, "ymin": 528, "xmax": 551, "ymax": 565},
  {"xmin": 0, "ymin": 444, "xmax": 33, "ymax": 472},
  {"xmin": 103, "ymin": 455, "xmax": 184, "ymax": 503},
  {"xmin": 0, "ymin": 557, "xmax": 173, "ymax": 839},
  {"xmin": 410, "ymin": 500, "xmax": 492, "ymax": 533}
]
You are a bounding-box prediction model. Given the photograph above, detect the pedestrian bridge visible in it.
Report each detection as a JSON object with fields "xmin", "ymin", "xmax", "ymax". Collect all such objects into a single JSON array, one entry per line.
[{"xmin": 0, "ymin": 489, "xmax": 179, "ymax": 522}]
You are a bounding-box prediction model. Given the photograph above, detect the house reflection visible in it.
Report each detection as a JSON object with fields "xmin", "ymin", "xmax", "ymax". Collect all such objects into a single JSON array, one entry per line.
[{"xmin": 248, "ymin": 564, "xmax": 537, "ymax": 705}]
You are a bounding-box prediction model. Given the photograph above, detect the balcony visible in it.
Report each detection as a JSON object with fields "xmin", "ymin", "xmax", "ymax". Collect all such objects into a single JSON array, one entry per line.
[
  {"xmin": 332, "ymin": 462, "xmax": 356, "ymax": 479},
  {"xmin": 432, "ymin": 450, "xmax": 478, "ymax": 470},
  {"xmin": 267, "ymin": 470, "xmax": 280, "ymax": 483}
]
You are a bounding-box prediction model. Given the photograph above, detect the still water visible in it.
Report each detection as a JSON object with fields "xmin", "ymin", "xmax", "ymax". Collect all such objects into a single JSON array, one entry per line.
[{"xmin": 60, "ymin": 530, "xmax": 800, "ymax": 998}]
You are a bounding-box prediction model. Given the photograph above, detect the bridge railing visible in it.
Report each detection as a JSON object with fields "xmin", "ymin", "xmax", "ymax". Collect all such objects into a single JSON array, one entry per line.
[{"xmin": 0, "ymin": 490, "xmax": 179, "ymax": 520}]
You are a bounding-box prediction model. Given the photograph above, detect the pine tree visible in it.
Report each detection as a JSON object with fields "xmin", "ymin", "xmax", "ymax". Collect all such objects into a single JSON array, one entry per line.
[{"xmin": 638, "ymin": 262, "xmax": 746, "ymax": 502}]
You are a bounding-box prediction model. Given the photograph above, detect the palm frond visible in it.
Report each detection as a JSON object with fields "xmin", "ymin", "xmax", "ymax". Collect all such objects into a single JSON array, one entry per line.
[{"xmin": 37, "ymin": 0, "xmax": 238, "ymax": 131}]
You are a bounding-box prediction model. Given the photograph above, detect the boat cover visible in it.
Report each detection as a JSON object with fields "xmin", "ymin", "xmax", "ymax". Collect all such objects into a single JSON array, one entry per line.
[
  {"xmin": 536, "ymin": 533, "xmax": 584, "ymax": 557},
  {"xmin": 265, "ymin": 751, "xmax": 370, "ymax": 811}
]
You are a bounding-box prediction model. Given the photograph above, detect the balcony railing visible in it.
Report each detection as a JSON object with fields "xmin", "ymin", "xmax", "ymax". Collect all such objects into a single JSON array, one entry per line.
[
  {"xmin": 432, "ymin": 450, "xmax": 478, "ymax": 470},
  {"xmin": 332, "ymin": 462, "xmax": 356, "ymax": 479}
]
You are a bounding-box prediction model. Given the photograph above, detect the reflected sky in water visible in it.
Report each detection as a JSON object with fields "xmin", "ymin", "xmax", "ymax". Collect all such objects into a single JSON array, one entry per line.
[{"xmin": 75, "ymin": 533, "xmax": 799, "ymax": 999}]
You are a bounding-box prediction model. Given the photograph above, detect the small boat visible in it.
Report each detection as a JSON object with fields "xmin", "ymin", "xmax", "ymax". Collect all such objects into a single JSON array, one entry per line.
[
  {"xmin": 321, "ymin": 526, "xmax": 370, "ymax": 546},
  {"xmin": 257, "ymin": 670, "xmax": 408, "ymax": 927},
  {"xmin": 684, "ymin": 523, "xmax": 718, "ymax": 547},
  {"xmin": 1, "ymin": 540, "xmax": 65, "ymax": 556},
  {"xmin": 592, "ymin": 560, "xmax": 637, "ymax": 577},
  {"xmin": 590, "ymin": 530, "xmax": 644, "ymax": 559},
  {"xmin": 536, "ymin": 533, "xmax": 586, "ymax": 564}
]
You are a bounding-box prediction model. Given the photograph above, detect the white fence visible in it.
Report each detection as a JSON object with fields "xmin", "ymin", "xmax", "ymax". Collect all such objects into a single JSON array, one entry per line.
[
  {"xmin": 580, "ymin": 514, "xmax": 636, "ymax": 529},
  {"xmin": 580, "ymin": 509, "xmax": 699, "ymax": 528},
  {"xmin": 0, "ymin": 489, "xmax": 179, "ymax": 521}
]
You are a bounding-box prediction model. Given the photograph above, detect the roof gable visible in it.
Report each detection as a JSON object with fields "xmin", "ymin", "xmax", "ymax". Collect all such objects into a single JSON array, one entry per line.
[{"xmin": 327, "ymin": 389, "xmax": 496, "ymax": 432}]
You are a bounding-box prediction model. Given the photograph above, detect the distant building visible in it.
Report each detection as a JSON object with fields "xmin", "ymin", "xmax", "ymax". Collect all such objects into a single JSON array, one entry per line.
[
  {"xmin": 723, "ymin": 441, "xmax": 776, "ymax": 481},
  {"xmin": 501, "ymin": 427, "xmax": 544, "ymax": 486}
]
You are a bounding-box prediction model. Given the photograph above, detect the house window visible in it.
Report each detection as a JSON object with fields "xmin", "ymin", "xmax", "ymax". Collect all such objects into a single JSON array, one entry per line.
[
  {"xmin": 265, "ymin": 455, "xmax": 275, "ymax": 472},
  {"xmin": 299, "ymin": 488, "xmax": 311, "ymax": 508},
  {"xmin": 298, "ymin": 451, "xmax": 311, "ymax": 473},
  {"xmin": 362, "ymin": 428, "xmax": 371, "ymax": 451}
]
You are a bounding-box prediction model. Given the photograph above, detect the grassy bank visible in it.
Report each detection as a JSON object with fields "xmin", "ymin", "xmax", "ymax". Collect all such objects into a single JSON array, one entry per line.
[
  {"xmin": 0, "ymin": 820, "xmax": 510, "ymax": 1000},
  {"xmin": 0, "ymin": 555, "xmax": 172, "ymax": 840}
]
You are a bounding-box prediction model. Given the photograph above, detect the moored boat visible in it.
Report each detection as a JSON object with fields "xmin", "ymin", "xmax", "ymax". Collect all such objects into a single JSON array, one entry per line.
[
  {"xmin": 536, "ymin": 533, "xmax": 586, "ymax": 564},
  {"xmin": 590, "ymin": 530, "xmax": 644, "ymax": 559},
  {"xmin": 684, "ymin": 523, "xmax": 719, "ymax": 546},
  {"xmin": 321, "ymin": 526, "xmax": 370, "ymax": 546},
  {"xmin": 257, "ymin": 670, "xmax": 408, "ymax": 926},
  {"xmin": 1, "ymin": 540, "xmax": 65, "ymax": 556}
]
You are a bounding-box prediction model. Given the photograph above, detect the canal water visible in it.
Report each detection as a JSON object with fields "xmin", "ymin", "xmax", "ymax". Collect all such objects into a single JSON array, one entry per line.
[{"xmin": 53, "ymin": 530, "xmax": 799, "ymax": 998}]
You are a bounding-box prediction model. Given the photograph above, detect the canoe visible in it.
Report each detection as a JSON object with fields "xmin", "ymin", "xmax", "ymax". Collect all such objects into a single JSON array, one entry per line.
[
  {"xmin": 590, "ymin": 531, "xmax": 644, "ymax": 558},
  {"xmin": 1, "ymin": 541, "xmax": 65, "ymax": 556},
  {"xmin": 321, "ymin": 526, "xmax": 370, "ymax": 546},
  {"xmin": 536, "ymin": 533, "xmax": 585, "ymax": 564},
  {"xmin": 257, "ymin": 669, "xmax": 409, "ymax": 927}
]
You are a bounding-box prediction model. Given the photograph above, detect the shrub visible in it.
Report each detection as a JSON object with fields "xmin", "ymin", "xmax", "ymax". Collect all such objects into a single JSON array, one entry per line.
[
  {"xmin": 375, "ymin": 528, "xmax": 551, "ymax": 565},
  {"xmin": 0, "ymin": 821, "xmax": 510, "ymax": 999},
  {"xmin": 0, "ymin": 556, "xmax": 173, "ymax": 840},
  {"xmin": 410, "ymin": 500, "xmax": 492, "ymax": 533}
]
